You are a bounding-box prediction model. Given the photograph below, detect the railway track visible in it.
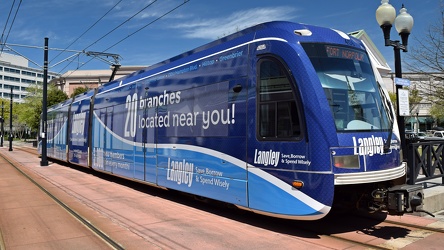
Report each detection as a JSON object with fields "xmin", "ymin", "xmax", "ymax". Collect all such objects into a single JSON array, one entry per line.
[{"xmin": 0, "ymin": 147, "xmax": 124, "ymax": 250}]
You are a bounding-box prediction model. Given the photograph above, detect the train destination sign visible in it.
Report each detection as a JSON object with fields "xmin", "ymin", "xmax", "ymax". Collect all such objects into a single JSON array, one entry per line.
[{"xmin": 325, "ymin": 46, "xmax": 365, "ymax": 61}]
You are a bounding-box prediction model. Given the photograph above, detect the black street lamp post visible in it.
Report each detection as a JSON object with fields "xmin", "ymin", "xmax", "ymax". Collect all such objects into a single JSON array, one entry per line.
[{"xmin": 376, "ymin": 0, "xmax": 414, "ymax": 159}]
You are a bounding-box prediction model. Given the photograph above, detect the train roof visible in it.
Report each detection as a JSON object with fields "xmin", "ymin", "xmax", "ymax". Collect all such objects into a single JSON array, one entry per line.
[{"xmin": 96, "ymin": 21, "xmax": 364, "ymax": 93}]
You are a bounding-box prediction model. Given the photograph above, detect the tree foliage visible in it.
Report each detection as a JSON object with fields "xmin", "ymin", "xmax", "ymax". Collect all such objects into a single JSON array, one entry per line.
[
  {"xmin": 70, "ymin": 86, "xmax": 89, "ymax": 98},
  {"xmin": 404, "ymin": 7, "xmax": 444, "ymax": 121},
  {"xmin": 48, "ymin": 85, "xmax": 69, "ymax": 105},
  {"xmin": 20, "ymin": 84, "xmax": 68, "ymax": 132},
  {"xmin": 387, "ymin": 88, "xmax": 422, "ymax": 116},
  {"xmin": 405, "ymin": 14, "xmax": 444, "ymax": 73}
]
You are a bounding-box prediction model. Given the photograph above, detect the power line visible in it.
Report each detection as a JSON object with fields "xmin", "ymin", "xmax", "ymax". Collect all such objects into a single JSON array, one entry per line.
[
  {"xmin": 49, "ymin": 0, "xmax": 124, "ymax": 64},
  {"xmin": 82, "ymin": 0, "xmax": 159, "ymax": 52},
  {"xmin": 103, "ymin": 0, "xmax": 190, "ymax": 53},
  {"xmin": 0, "ymin": 0, "xmax": 23, "ymax": 54},
  {"xmin": 0, "ymin": 0, "xmax": 15, "ymax": 45},
  {"xmin": 56, "ymin": 0, "xmax": 159, "ymax": 75},
  {"xmin": 62, "ymin": 0, "xmax": 190, "ymax": 78}
]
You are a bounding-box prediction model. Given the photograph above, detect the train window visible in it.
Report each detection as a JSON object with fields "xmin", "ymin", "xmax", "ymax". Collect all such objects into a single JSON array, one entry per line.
[
  {"xmin": 257, "ymin": 58, "xmax": 301, "ymax": 140},
  {"xmin": 302, "ymin": 43, "xmax": 391, "ymax": 132}
]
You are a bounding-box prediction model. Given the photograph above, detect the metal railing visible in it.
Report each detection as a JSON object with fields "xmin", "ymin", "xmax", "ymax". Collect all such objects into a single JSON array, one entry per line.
[{"xmin": 406, "ymin": 140, "xmax": 444, "ymax": 185}]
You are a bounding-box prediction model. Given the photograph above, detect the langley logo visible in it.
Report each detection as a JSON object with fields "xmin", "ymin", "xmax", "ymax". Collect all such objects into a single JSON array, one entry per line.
[
  {"xmin": 166, "ymin": 158, "xmax": 194, "ymax": 187},
  {"xmin": 352, "ymin": 136, "xmax": 384, "ymax": 156},
  {"xmin": 253, "ymin": 149, "xmax": 280, "ymax": 167}
]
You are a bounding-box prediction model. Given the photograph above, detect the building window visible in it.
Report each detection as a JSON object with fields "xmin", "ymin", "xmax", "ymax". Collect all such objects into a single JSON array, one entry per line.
[
  {"xmin": 4, "ymin": 84, "xmax": 20, "ymax": 90},
  {"xmin": 4, "ymin": 76, "xmax": 20, "ymax": 82},
  {"xmin": 21, "ymin": 79, "xmax": 36, "ymax": 84},
  {"xmin": 22, "ymin": 70, "xmax": 37, "ymax": 77},
  {"xmin": 4, "ymin": 67, "xmax": 20, "ymax": 74}
]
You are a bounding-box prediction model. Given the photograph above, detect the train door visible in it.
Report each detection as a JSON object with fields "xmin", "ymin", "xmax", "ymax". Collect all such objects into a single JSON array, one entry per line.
[
  {"xmin": 46, "ymin": 115, "xmax": 55, "ymax": 158},
  {"xmin": 144, "ymin": 107, "xmax": 157, "ymax": 183},
  {"xmin": 134, "ymin": 84, "xmax": 157, "ymax": 184},
  {"xmin": 134, "ymin": 93, "xmax": 157, "ymax": 184},
  {"xmin": 247, "ymin": 56, "xmax": 310, "ymax": 215},
  {"xmin": 97, "ymin": 107, "xmax": 114, "ymax": 173}
]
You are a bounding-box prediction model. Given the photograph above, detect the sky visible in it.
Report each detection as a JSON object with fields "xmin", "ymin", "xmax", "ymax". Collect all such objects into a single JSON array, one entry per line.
[{"xmin": 0, "ymin": 0, "xmax": 441, "ymax": 76}]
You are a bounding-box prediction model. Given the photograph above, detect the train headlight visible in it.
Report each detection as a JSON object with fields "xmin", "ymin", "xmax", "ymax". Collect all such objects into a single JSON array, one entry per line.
[{"xmin": 333, "ymin": 155, "xmax": 360, "ymax": 169}]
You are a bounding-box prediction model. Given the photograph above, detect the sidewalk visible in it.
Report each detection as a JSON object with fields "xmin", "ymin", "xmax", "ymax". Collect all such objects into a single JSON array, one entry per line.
[{"xmin": 0, "ymin": 146, "xmax": 114, "ymax": 249}]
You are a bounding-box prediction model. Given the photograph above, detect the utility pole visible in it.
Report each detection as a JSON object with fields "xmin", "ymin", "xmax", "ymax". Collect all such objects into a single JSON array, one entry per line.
[
  {"xmin": 40, "ymin": 38, "xmax": 49, "ymax": 166},
  {"xmin": 9, "ymin": 88, "xmax": 13, "ymax": 151}
]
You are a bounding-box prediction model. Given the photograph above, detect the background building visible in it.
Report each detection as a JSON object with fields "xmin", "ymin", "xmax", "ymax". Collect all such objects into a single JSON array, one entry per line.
[
  {"xmin": 350, "ymin": 30, "xmax": 443, "ymax": 132},
  {"xmin": 0, "ymin": 52, "xmax": 58, "ymax": 102},
  {"xmin": 50, "ymin": 66, "xmax": 146, "ymax": 97},
  {"xmin": 380, "ymin": 72, "xmax": 443, "ymax": 131}
]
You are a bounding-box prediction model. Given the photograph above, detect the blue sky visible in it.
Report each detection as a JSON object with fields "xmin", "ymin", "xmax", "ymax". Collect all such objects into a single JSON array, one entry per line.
[{"xmin": 0, "ymin": 0, "xmax": 440, "ymax": 75}]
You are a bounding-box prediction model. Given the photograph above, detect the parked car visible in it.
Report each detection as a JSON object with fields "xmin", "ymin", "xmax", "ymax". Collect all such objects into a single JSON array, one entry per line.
[
  {"xmin": 417, "ymin": 132, "xmax": 427, "ymax": 140},
  {"xmin": 408, "ymin": 131, "xmax": 444, "ymax": 141},
  {"xmin": 421, "ymin": 131, "xmax": 444, "ymax": 141},
  {"xmin": 433, "ymin": 131, "xmax": 444, "ymax": 138}
]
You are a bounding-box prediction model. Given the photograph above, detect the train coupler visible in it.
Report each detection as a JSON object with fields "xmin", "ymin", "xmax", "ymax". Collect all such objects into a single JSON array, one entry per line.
[{"xmin": 370, "ymin": 184, "xmax": 434, "ymax": 217}]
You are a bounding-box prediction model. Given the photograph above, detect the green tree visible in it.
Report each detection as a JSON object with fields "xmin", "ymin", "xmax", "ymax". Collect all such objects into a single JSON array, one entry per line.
[
  {"xmin": 20, "ymin": 84, "xmax": 68, "ymax": 133},
  {"xmin": 388, "ymin": 88, "xmax": 422, "ymax": 116},
  {"xmin": 0, "ymin": 99, "xmax": 12, "ymax": 139},
  {"xmin": 48, "ymin": 84, "xmax": 68, "ymax": 106},
  {"xmin": 70, "ymin": 86, "xmax": 89, "ymax": 98},
  {"xmin": 430, "ymin": 103, "xmax": 444, "ymax": 121}
]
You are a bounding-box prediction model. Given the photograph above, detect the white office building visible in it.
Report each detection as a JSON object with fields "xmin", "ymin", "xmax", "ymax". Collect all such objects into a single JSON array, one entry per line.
[{"xmin": 0, "ymin": 52, "xmax": 58, "ymax": 102}]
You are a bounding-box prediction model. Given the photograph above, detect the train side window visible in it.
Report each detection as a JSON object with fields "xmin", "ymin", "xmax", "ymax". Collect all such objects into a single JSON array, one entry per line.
[{"xmin": 257, "ymin": 58, "xmax": 301, "ymax": 140}]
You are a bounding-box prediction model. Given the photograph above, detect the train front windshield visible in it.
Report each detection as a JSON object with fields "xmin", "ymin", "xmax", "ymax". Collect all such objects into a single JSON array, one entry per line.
[{"xmin": 302, "ymin": 43, "xmax": 390, "ymax": 132}]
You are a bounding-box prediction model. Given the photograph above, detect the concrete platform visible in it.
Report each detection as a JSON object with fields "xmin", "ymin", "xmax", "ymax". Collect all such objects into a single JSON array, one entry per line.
[
  {"xmin": 0, "ymin": 147, "xmax": 115, "ymax": 249},
  {"xmin": 419, "ymin": 178, "xmax": 444, "ymax": 219},
  {"xmin": 1, "ymin": 141, "xmax": 444, "ymax": 250}
]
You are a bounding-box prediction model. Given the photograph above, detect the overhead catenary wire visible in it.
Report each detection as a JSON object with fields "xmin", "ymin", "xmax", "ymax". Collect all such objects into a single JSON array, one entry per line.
[
  {"xmin": 0, "ymin": 0, "xmax": 23, "ymax": 55},
  {"xmin": 62, "ymin": 0, "xmax": 190, "ymax": 78},
  {"xmin": 56, "ymin": 0, "xmax": 159, "ymax": 75},
  {"xmin": 0, "ymin": 0, "xmax": 16, "ymax": 50},
  {"xmin": 82, "ymin": 0, "xmax": 159, "ymax": 52},
  {"xmin": 1, "ymin": 1, "xmax": 190, "ymax": 77},
  {"xmin": 49, "ymin": 0, "xmax": 124, "ymax": 65},
  {"xmin": 103, "ymin": 0, "xmax": 191, "ymax": 53}
]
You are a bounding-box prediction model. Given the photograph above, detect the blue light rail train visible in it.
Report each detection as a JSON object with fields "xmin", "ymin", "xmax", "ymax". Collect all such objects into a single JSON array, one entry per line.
[{"xmin": 40, "ymin": 21, "xmax": 424, "ymax": 220}]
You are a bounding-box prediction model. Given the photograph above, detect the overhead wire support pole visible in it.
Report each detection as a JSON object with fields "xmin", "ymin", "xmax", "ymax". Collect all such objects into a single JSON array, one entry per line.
[
  {"xmin": 40, "ymin": 37, "xmax": 49, "ymax": 166},
  {"xmin": 9, "ymin": 88, "xmax": 13, "ymax": 151}
]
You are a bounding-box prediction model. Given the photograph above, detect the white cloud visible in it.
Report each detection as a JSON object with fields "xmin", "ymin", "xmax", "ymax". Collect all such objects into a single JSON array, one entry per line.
[{"xmin": 172, "ymin": 6, "xmax": 298, "ymax": 40}]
